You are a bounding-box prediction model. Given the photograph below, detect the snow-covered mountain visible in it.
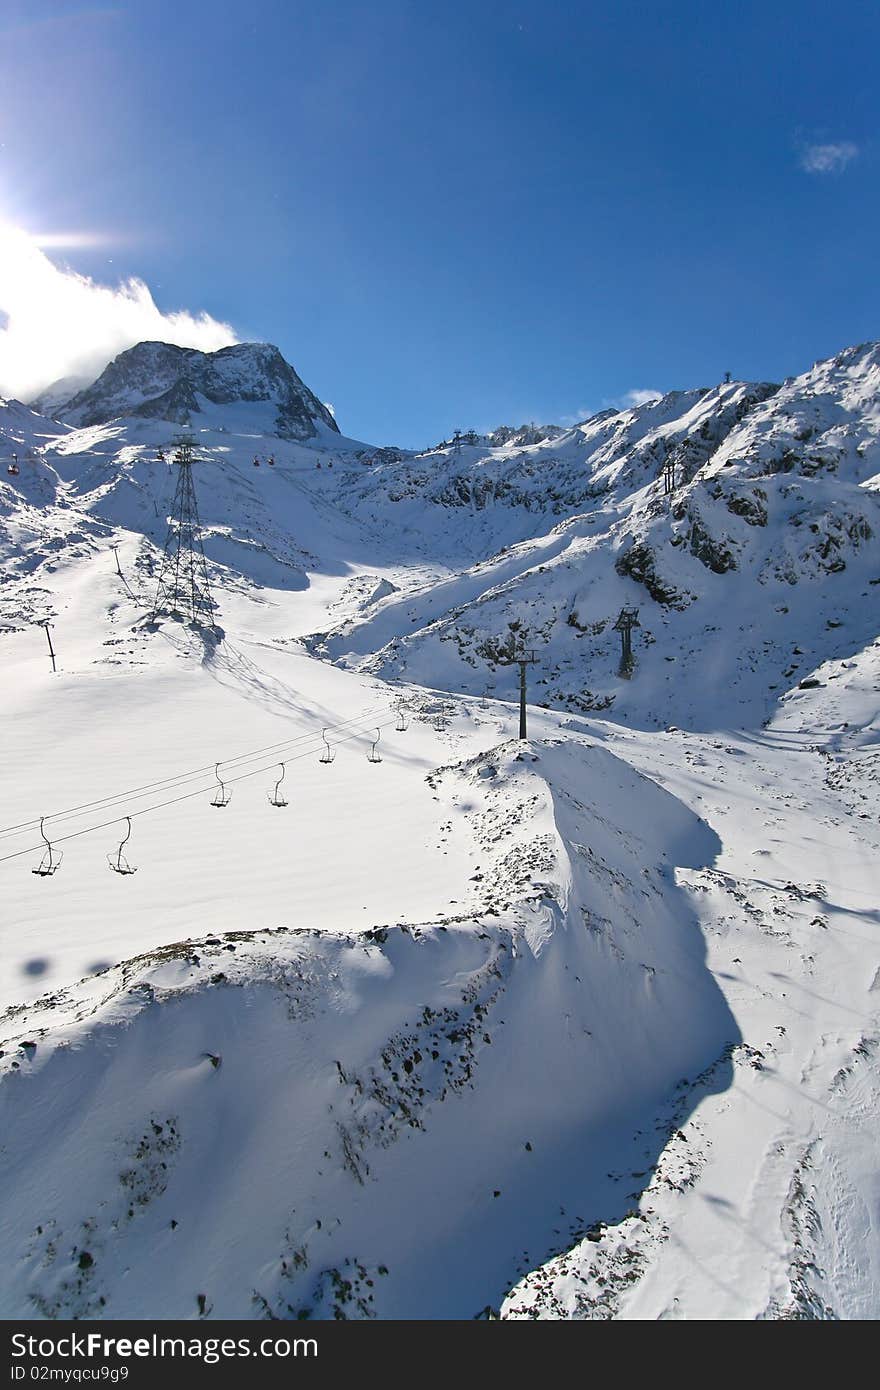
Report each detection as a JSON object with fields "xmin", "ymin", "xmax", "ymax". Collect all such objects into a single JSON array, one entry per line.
[
  {"xmin": 307, "ymin": 344, "xmax": 880, "ymax": 728},
  {"xmin": 36, "ymin": 340, "xmax": 340, "ymax": 439},
  {"xmin": 1, "ymin": 337, "xmax": 879, "ymax": 1320}
]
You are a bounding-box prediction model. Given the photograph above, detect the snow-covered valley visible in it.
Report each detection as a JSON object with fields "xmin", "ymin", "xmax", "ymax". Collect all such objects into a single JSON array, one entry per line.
[{"xmin": 1, "ymin": 339, "xmax": 878, "ymax": 1319}]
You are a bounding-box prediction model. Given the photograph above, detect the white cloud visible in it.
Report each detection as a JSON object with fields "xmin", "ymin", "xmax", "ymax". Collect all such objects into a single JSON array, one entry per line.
[
  {"xmin": 606, "ymin": 389, "xmax": 661, "ymax": 408},
  {"xmin": 0, "ymin": 224, "xmax": 237, "ymax": 402},
  {"xmin": 562, "ymin": 387, "xmax": 663, "ymax": 425},
  {"xmin": 800, "ymin": 141, "xmax": 859, "ymax": 175}
]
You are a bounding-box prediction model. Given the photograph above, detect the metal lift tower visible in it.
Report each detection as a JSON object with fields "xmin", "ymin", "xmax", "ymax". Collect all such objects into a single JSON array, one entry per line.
[
  {"xmin": 613, "ymin": 606, "xmax": 640, "ymax": 678},
  {"xmin": 151, "ymin": 436, "xmax": 216, "ymax": 629}
]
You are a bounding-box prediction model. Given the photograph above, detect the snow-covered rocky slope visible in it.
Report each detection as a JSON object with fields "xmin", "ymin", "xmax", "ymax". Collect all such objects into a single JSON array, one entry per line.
[
  {"xmin": 39, "ymin": 340, "xmax": 339, "ymax": 439},
  {"xmin": 313, "ymin": 343, "xmax": 880, "ymax": 729},
  {"xmin": 0, "ymin": 739, "xmax": 738, "ymax": 1319},
  {"xmin": 1, "ymin": 338, "xmax": 878, "ymax": 1319}
]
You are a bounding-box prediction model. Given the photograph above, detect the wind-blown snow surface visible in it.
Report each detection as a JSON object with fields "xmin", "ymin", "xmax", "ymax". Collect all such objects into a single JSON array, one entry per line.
[{"xmin": 1, "ymin": 339, "xmax": 879, "ymax": 1319}]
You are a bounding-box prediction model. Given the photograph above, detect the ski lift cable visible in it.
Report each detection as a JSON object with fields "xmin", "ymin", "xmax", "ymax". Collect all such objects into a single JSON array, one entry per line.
[
  {"xmin": 0, "ymin": 717, "xmax": 396, "ymax": 866},
  {"xmin": 8, "ymin": 715, "xmax": 395, "ymax": 864},
  {"xmin": 0, "ymin": 708, "xmax": 380, "ymax": 839},
  {"xmin": 0, "ymin": 704, "xmax": 385, "ymax": 840}
]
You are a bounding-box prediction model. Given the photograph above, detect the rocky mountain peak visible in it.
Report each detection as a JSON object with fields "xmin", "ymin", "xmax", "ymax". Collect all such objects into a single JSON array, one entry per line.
[{"xmin": 42, "ymin": 340, "xmax": 339, "ymax": 440}]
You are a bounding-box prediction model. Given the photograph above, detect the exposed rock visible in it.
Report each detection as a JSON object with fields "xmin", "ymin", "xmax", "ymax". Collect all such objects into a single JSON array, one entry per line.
[
  {"xmin": 725, "ymin": 487, "xmax": 768, "ymax": 527},
  {"xmin": 687, "ymin": 516, "xmax": 738, "ymax": 574},
  {"xmin": 45, "ymin": 341, "xmax": 339, "ymax": 440},
  {"xmin": 615, "ymin": 543, "xmax": 692, "ymax": 607}
]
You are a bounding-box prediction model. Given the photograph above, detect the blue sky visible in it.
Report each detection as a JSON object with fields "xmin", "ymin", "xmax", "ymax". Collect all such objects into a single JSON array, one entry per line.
[{"xmin": 0, "ymin": 0, "xmax": 877, "ymax": 445}]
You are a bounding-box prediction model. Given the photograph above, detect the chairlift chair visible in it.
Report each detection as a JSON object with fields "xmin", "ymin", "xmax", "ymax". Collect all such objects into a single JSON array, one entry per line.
[
  {"xmin": 392, "ymin": 700, "xmax": 411, "ymax": 733},
  {"xmin": 367, "ymin": 728, "xmax": 382, "ymax": 764},
  {"xmin": 267, "ymin": 762, "xmax": 288, "ymax": 807},
  {"xmin": 253, "ymin": 456, "xmax": 261, "ymax": 467},
  {"xmin": 210, "ymin": 762, "xmax": 233, "ymax": 807},
  {"xmin": 31, "ymin": 817, "xmax": 62, "ymax": 877},
  {"xmin": 319, "ymin": 729, "xmax": 336, "ymax": 764},
  {"xmin": 108, "ymin": 816, "xmax": 137, "ymax": 875},
  {"xmin": 7, "ymin": 457, "xmax": 20, "ymax": 476}
]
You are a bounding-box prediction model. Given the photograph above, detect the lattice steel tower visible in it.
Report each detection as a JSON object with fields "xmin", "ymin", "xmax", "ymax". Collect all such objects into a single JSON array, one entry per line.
[{"xmin": 151, "ymin": 436, "xmax": 216, "ymax": 628}]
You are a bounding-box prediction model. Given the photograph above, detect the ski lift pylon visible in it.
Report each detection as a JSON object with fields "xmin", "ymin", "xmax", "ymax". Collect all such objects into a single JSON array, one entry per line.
[
  {"xmin": 267, "ymin": 762, "xmax": 288, "ymax": 807},
  {"xmin": 319, "ymin": 729, "xmax": 335, "ymax": 764},
  {"xmin": 367, "ymin": 728, "xmax": 382, "ymax": 764},
  {"xmin": 31, "ymin": 817, "xmax": 62, "ymax": 877},
  {"xmin": 210, "ymin": 762, "xmax": 232, "ymax": 807},
  {"xmin": 108, "ymin": 816, "xmax": 137, "ymax": 875}
]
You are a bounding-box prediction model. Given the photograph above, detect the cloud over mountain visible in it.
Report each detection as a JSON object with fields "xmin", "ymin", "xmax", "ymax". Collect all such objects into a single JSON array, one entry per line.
[{"xmin": 0, "ymin": 224, "xmax": 236, "ymax": 403}]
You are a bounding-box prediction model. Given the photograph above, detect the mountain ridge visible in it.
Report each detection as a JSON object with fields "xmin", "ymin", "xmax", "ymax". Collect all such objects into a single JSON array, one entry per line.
[
  {"xmin": 3, "ymin": 336, "xmax": 879, "ymax": 730},
  {"xmin": 34, "ymin": 340, "xmax": 340, "ymax": 440}
]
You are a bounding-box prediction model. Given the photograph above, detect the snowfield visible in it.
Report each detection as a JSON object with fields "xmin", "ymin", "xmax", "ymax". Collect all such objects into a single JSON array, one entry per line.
[{"xmin": 1, "ymin": 338, "xmax": 878, "ymax": 1319}]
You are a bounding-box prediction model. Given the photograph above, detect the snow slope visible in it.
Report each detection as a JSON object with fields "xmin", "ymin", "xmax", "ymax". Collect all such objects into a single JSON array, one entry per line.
[
  {"xmin": 1, "ymin": 337, "xmax": 879, "ymax": 1319},
  {"xmin": 0, "ymin": 738, "xmax": 738, "ymax": 1319}
]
